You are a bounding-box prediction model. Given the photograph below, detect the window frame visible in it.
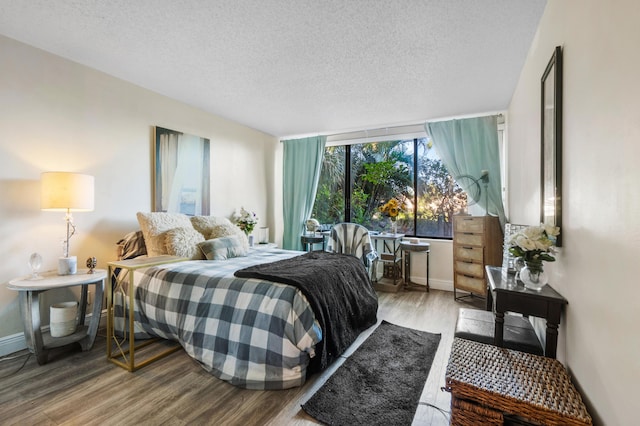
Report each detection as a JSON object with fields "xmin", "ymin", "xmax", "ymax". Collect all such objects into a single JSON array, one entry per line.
[{"xmin": 318, "ymin": 135, "xmax": 464, "ymax": 240}]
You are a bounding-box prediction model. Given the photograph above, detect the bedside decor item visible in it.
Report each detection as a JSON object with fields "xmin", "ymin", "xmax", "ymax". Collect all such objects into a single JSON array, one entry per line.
[
  {"xmin": 86, "ymin": 256, "xmax": 97, "ymax": 273},
  {"xmin": 508, "ymin": 224, "xmax": 560, "ymax": 291},
  {"xmin": 153, "ymin": 126, "xmax": 210, "ymax": 216},
  {"xmin": 234, "ymin": 208, "xmax": 258, "ymax": 247},
  {"xmin": 258, "ymin": 226, "xmax": 270, "ymax": 244},
  {"xmin": 541, "ymin": 46, "xmax": 563, "ymax": 246},
  {"xmin": 234, "ymin": 207, "xmax": 258, "ymax": 235},
  {"xmin": 41, "ymin": 172, "xmax": 95, "ymax": 275},
  {"xmin": 50, "ymin": 301, "xmax": 78, "ymax": 337},
  {"xmin": 28, "ymin": 252, "xmax": 43, "ymax": 280}
]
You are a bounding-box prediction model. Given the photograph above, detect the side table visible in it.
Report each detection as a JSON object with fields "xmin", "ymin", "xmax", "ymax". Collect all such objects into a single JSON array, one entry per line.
[
  {"xmin": 107, "ymin": 256, "xmax": 186, "ymax": 371},
  {"xmin": 370, "ymin": 233, "xmax": 404, "ymax": 292},
  {"xmin": 400, "ymin": 241, "xmax": 430, "ymax": 292},
  {"xmin": 7, "ymin": 269, "xmax": 106, "ymax": 365},
  {"xmin": 301, "ymin": 234, "xmax": 325, "ymax": 251},
  {"xmin": 486, "ymin": 265, "xmax": 568, "ymax": 358}
]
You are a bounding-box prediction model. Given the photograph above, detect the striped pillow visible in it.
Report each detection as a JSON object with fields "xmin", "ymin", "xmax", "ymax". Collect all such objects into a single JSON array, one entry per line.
[
  {"xmin": 116, "ymin": 230, "xmax": 147, "ymax": 260},
  {"xmin": 198, "ymin": 236, "xmax": 248, "ymax": 260}
]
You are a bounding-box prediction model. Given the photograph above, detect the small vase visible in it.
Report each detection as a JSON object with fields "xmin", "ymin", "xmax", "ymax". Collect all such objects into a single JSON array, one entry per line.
[
  {"xmin": 520, "ymin": 261, "xmax": 548, "ymax": 291},
  {"xmin": 390, "ymin": 220, "xmax": 398, "ymax": 235},
  {"xmin": 248, "ymin": 235, "xmax": 254, "ymax": 247}
]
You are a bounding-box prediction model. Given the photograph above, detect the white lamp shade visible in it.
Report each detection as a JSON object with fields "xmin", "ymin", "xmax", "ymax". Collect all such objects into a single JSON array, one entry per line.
[{"xmin": 41, "ymin": 172, "xmax": 94, "ymax": 211}]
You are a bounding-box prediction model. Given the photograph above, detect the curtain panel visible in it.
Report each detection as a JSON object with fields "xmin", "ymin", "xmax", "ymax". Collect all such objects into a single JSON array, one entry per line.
[
  {"xmin": 425, "ymin": 116, "xmax": 506, "ymax": 227},
  {"xmin": 282, "ymin": 136, "xmax": 327, "ymax": 250}
]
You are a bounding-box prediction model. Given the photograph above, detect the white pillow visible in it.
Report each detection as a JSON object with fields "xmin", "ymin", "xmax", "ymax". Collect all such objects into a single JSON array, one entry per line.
[
  {"xmin": 190, "ymin": 216, "xmax": 234, "ymax": 238},
  {"xmin": 136, "ymin": 212, "xmax": 194, "ymax": 257},
  {"xmin": 164, "ymin": 227, "xmax": 205, "ymax": 259}
]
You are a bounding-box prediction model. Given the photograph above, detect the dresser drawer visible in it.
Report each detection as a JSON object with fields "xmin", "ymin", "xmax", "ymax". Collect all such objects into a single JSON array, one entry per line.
[
  {"xmin": 455, "ymin": 261, "xmax": 483, "ymax": 277},
  {"xmin": 454, "ymin": 246, "xmax": 484, "ymax": 263},
  {"xmin": 455, "ymin": 217, "xmax": 486, "ymax": 234},
  {"xmin": 455, "ymin": 274, "xmax": 486, "ymax": 295},
  {"xmin": 455, "ymin": 233, "xmax": 484, "ymax": 246}
]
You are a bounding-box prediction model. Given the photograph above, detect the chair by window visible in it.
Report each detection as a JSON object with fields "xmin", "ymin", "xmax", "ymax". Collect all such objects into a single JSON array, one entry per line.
[{"xmin": 327, "ymin": 223, "xmax": 377, "ymax": 278}]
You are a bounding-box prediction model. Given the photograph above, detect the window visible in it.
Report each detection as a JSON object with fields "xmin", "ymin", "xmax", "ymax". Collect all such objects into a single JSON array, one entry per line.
[{"xmin": 312, "ymin": 137, "xmax": 467, "ymax": 239}]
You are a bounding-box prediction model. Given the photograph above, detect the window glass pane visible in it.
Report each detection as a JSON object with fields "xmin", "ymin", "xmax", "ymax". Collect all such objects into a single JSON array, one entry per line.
[
  {"xmin": 416, "ymin": 138, "xmax": 467, "ymax": 238},
  {"xmin": 350, "ymin": 140, "xmax": 414, "ymax": 234},
  {"xmin": 312, "ymin": 137, "xmax": 467, "ymax": 239},
  {"xmin": 312, "ymin": 146, "xmax": 345, "ymax": 225}
]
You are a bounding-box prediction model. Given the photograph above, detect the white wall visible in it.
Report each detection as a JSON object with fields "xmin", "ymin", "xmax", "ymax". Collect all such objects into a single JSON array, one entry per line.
[
  {"xmin": 508, "ymin": 1, "xmax": 640, "ymax": 423},
  {"xmin": 0, "ymin": 35, "xmax": 278, "ymax": 345}
]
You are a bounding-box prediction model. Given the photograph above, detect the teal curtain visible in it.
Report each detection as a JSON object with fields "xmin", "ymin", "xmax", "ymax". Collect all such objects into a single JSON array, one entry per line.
[
  {"xmin": 425, "ymin": 116, "xmax": 506, "ymax": 227},
  {"xmin": 282, "ymin": 136, "xmax": 327, "ymax": 250}
]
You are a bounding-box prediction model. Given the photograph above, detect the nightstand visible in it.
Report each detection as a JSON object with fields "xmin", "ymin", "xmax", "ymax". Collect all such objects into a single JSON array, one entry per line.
[
  {"xmin": 106, "ymin": 256, "xmax": 186, "ymax": 371},
  {"xmin": 7, "ymin": 269, "xmax": 106, "ymax": 365}
]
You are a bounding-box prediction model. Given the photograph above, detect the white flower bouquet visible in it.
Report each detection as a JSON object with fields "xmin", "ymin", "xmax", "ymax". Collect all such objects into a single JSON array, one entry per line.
[{"xmin": 234, "ymin": 207, "xmax": 258, "ymax": 235}]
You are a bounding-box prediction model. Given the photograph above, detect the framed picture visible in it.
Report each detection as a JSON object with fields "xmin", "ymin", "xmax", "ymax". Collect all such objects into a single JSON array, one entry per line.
[
  {"xmin": 540, "ymin": 46, "xmax": 563, "ymax": 246},
  {"xmin": 153, "ymin": 126, "xmax": 210, "ymax": 216}
]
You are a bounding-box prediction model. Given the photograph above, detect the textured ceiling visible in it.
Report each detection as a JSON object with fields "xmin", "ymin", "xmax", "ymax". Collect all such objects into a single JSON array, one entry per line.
[{"xmin": 0, "ymin": 0, "xmax": 546, "ymax": 138}]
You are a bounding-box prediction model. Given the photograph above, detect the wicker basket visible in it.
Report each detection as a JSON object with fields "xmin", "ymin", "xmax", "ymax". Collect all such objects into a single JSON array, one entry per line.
[
  {"xmin": 451, "ymin": 396, "xmax": 503, "ymax": 425},
  {"xmin": 445, "ymin": 338, "xmax": 592, "ymax": 426}
]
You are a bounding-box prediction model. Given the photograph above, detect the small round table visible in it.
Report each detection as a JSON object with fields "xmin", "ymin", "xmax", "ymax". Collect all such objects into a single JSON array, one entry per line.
[
  {"xmin": 400, "ymin": 241, "xmax": 430, "ymax": 292},
  {"xmin": 7, "ymin": 269, "xmax": 106, "ymax": 364},
  {"xmin": 301, "ymin": 234, "xmax": 325, "ymax": 251}
]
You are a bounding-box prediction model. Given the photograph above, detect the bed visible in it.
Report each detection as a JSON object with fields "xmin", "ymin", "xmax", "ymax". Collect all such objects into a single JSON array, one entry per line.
[{"xmin": 114, "ymin": 219, "xmax": 378, "ymax": 390}]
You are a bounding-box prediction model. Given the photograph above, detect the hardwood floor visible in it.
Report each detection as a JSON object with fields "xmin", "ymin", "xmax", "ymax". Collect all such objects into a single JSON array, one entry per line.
[{"xmin": 0, "ymin": 289, "xmax": 484, "ymax": 426}]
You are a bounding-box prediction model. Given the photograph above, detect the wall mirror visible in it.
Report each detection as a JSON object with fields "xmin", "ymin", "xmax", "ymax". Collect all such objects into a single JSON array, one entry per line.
[
  {"xmin": 153, "ymin": 126, "xmax": 210, "ymax": 215},
  {"xmin": 541, "ymin": 46, "xmax": 563, "ymax": 246}
]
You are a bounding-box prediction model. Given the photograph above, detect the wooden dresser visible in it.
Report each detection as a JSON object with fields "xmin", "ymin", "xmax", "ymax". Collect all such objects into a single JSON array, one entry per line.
[{"xmin": 452, "ymin": 215, "xmax": 502, "ymax": 300}]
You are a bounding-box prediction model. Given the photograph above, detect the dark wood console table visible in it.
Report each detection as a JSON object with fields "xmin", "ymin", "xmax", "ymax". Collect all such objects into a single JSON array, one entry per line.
[{"xmin": 485, "ymin": 266, "xmax": 568, "ymax": 358}]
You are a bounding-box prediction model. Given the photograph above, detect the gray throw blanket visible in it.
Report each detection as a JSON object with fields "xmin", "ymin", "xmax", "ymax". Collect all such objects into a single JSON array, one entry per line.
[{"xmin": 235, "ymin": 251, "xmax": 378, "ymax": 372}]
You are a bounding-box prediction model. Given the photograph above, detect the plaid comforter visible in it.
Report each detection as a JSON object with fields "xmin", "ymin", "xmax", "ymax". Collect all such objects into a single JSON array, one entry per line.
[{"xmin": 127, "ymin": 249, "xmax": 322, "ymax": 389}]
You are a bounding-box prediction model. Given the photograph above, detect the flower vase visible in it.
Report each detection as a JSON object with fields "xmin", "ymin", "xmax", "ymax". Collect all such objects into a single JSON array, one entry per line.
[
  {"xmin": 390, "ymin": 220, "xmax": 398, "ymax": 235},
  {"xmin": 520, "ymin": 260, "xmax": 548, "ymax": 291},
  {"xmin": 248, "ymin": 234, "xmax": 254, "ymax": 247}
]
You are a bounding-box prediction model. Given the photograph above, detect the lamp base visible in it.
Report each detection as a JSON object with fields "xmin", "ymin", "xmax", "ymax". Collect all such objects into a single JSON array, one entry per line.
[{"xmin": 58, "ymin": 256, "xmax": 77, "ymax": 275}]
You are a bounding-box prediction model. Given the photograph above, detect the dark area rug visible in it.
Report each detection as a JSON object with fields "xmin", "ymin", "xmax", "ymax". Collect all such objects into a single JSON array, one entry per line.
[{"xmin": 302, "ymin": 320, "xmax": 441, "ymax": 426}]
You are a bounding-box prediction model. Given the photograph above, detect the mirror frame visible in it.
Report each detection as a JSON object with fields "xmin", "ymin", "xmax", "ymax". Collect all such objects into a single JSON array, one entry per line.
[{"xmin": 540, "ymin": 46, "xmax": 563, "ymax": 246}]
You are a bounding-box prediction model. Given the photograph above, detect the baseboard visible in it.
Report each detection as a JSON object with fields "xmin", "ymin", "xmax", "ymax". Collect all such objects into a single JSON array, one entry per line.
[
  {"xmin": 0, "ymin": 331, "xmax": 28, "ymax": 357},
  {"xmin": 407, "ymin": 275, "xmax": 453, "ymax": 292},
  {"xmin": 0, "ymin": 310, "xmax": 106, "ymax": 358}
]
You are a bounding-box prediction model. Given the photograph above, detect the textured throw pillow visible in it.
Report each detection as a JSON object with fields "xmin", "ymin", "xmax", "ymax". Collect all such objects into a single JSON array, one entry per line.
[
  {"xmin": 164, "ymin": 227, "xmax": 206, "ymax": 259},
  {"xmin": 136, "ymin": 212, "xmax": 194, "ymax": 257},
  {"xmin": 116, "ymin": 230, "xmax": 147, "ymax": 260},
  {"xmin": 198, "ymin": 236, "xmax": 248, "ymax": 260},
  {"xmin": 209, "ymin": 223, "xmax": 250, "ymax": 251},
  {"xmin": 190, "ymin": 216, "xmax": 234, "ymax": 238}
]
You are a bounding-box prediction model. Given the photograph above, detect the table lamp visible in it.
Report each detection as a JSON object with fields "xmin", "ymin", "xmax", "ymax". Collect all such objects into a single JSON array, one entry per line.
[{"xmin": 41, "ymin": 172, "xmax": 94, "ymax": 275}]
